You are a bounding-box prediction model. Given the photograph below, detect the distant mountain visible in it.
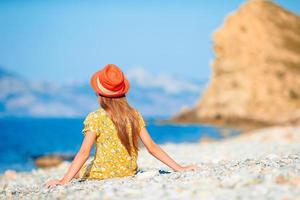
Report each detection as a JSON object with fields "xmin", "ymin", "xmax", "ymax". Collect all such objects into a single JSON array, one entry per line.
[{"xmin": 0, "ymin": 67, "xmax": 206, "ymax": 118}]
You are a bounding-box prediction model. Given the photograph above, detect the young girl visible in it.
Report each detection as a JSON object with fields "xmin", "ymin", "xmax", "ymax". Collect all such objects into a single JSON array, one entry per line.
[{"xmin": 46, "ymin": 64, "xmax": 198, "ymax": 188}]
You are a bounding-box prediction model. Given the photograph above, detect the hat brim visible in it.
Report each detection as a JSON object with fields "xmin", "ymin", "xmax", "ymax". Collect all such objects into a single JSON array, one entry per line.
[{"xmin": 91, "ymin": 71, "xmax": 130, "ymax": 98}]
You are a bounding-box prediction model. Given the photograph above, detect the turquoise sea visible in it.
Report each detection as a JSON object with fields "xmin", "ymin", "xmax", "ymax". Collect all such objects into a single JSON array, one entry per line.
[{"xmin": 0, "ymin": 118, "xmax": 239, "ymax": 173}]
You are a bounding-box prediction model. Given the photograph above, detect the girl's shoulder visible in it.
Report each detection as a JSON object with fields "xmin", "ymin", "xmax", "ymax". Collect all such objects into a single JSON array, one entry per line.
[
  {"xmin": 85, "ymin": 108, "xmax": 106, "ymax": 119},
  {"xmin": 133, "ymin": 109, "xmax": 146, "ymax": 128},
  {"xmin": 82, "ymin": 108, "xmax": 107, "ymax": 136},
  {"xmin": 83, "ymin": 108, "xmax": 109, "ymax": 127}
]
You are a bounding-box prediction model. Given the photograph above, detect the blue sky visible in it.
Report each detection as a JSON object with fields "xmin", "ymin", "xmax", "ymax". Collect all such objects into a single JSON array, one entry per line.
[{"xmin": 0, "ymin": 0, "xmax": 299, "ymax": 83}]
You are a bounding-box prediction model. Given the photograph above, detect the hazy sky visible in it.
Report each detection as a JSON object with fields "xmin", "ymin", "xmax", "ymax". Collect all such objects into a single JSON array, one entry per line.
[{"xmin": 0, "ymin": 0, "xmax": 299, "ymax": 83}]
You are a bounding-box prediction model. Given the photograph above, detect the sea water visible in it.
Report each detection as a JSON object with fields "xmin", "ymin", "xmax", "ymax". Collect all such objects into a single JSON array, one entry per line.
[{"xmin": 0, "ymin": 117, "xmax": 239, "ymax": 172}]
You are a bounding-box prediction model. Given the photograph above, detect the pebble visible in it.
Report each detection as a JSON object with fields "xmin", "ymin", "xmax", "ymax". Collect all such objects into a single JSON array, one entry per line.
[
  {"xmin": 3, "ymin": 170, "xmax": 17, "ymax": 179},
  {"xmin": 1, "ymin": 126, "xmax": 300, "ymax": 199},
  {"xmin": 135, "ymin": 170, "xmax": 159, "ymax": 181}
]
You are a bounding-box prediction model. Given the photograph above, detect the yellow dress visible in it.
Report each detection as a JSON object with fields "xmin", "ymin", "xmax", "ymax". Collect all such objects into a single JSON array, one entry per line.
[{"xmin": 79, "ymin": 107, "xmax": 146, "ymax": 180}]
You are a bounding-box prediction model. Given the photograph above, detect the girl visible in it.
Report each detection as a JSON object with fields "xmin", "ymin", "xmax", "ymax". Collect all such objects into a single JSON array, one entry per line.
[{"xmin": 46, "ymin": 64, "xmax": 198, "ymax": 188}]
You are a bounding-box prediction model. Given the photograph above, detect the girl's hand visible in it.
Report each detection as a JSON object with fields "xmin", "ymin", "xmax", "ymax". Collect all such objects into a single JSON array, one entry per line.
[
  {"xmin": 45, "ymin": 179, "xmax": 65, "ymax": 188},
  {"xmin": 175, "ymin": 165, "xmax": 199, "ymax": 172}
]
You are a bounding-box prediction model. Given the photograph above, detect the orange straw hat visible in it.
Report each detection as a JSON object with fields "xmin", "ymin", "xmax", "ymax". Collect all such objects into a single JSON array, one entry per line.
[{"xmin": 91, "ymin": 64, "xmax": 130, "ymax": 98}]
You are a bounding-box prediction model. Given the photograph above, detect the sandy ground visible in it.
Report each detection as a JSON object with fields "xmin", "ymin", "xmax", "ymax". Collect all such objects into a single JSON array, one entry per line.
[{"xmin": 1, "ymin": 125, "xmax": 300, "ymax": 200}]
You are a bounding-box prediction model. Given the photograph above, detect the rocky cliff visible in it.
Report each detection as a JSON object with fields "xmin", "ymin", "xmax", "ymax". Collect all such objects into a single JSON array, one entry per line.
[{"xmin": 172, "ymin": 0, "xmax": 300, "ymax": 129}]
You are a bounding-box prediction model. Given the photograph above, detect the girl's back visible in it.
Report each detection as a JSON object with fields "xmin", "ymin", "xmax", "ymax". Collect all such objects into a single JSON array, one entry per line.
[{"xmin": 79, "ymin": 107, "xmax": 145, "ymax": 179}]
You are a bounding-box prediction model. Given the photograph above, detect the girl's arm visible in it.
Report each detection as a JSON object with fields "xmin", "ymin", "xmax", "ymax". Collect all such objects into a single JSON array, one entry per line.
[
  {"xmin": 46, "ymin": 131, "xmax": 96, "ymax": 188},
  {"xmin": 139, "ymin": 127, "xmax": 198, "ymax": 172}
]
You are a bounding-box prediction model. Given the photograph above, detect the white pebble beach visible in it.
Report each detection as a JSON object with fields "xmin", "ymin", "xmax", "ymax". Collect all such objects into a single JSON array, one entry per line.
[{"xmin": 1, "ymin": 126, "xmax": 300, "ymax": 200}]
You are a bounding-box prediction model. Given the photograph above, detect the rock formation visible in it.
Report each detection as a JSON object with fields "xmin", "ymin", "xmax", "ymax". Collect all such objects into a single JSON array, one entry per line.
[{"xmin": 172, "ymin": 0, "xmax": 300, "ymax": 129}]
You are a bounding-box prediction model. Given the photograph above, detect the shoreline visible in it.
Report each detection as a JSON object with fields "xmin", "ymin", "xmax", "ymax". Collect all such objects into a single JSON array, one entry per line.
[
  {"xmin": 167, "ymin": 109, "xmax": 300, "ymax": 132},
  {"xmin": 0, "ymin": 122, "xmax": 241, "ymax": 173},
  {"xmin": 1, "ymin": 125, "xmax": 300, "ymax": 199}
]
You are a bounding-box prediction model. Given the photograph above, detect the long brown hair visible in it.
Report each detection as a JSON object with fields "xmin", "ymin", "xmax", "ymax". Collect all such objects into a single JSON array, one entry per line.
[{"xmin": 99, "ymin": 95, "xmax": 140, "ymax": 156}]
